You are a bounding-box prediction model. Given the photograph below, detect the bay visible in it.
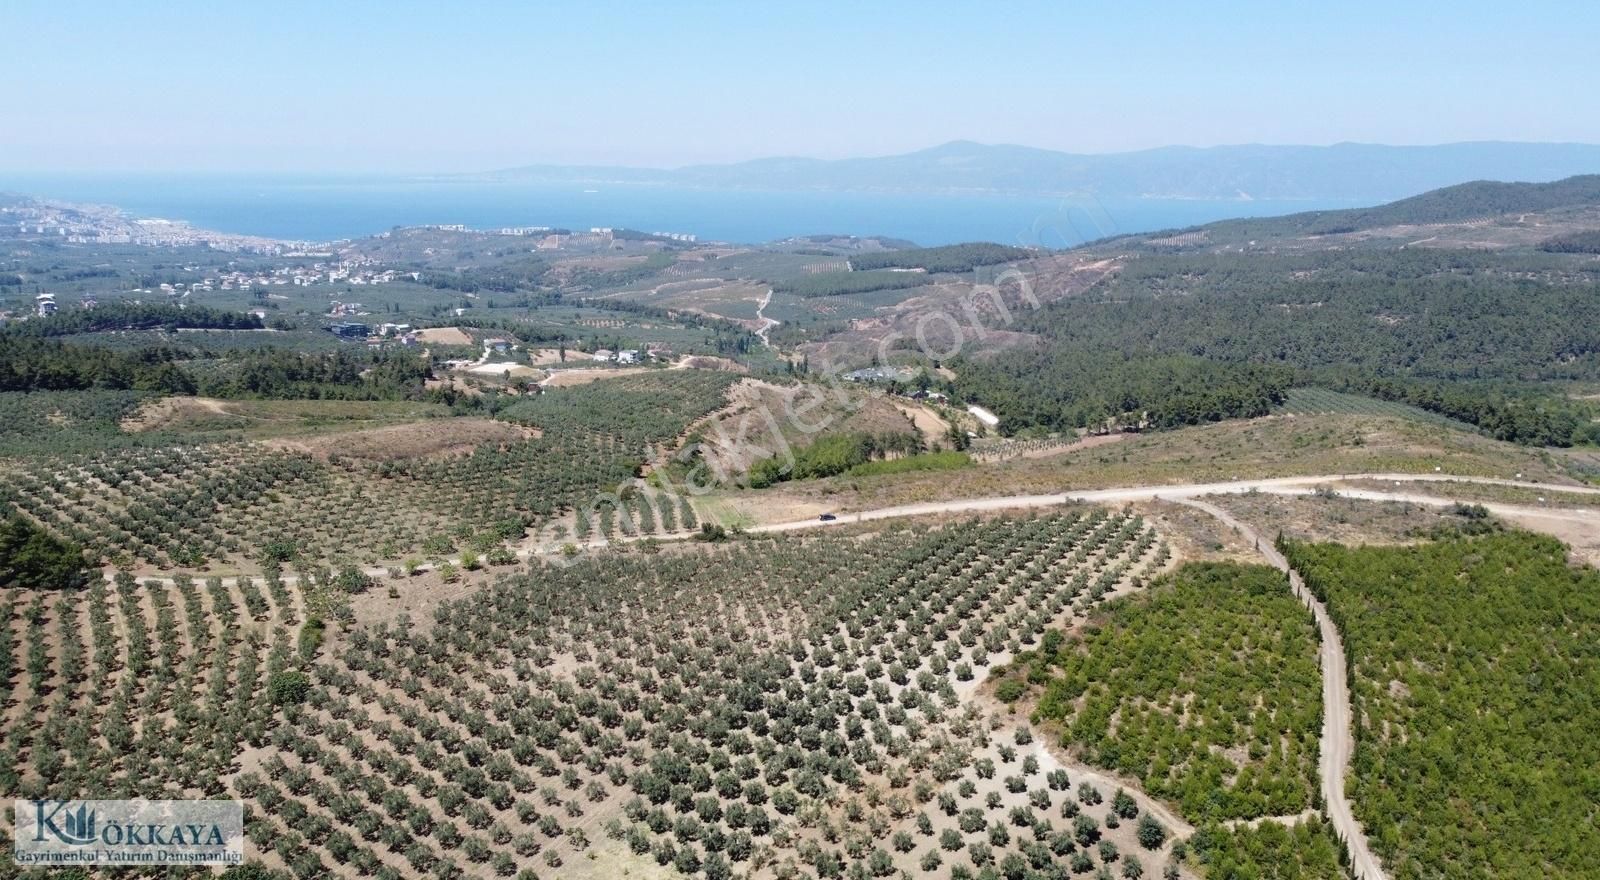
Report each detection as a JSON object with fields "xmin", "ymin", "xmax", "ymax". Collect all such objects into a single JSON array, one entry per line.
[{"xmin": 0, "ymin": 173, "xmax": 1365, "ymax": 247}]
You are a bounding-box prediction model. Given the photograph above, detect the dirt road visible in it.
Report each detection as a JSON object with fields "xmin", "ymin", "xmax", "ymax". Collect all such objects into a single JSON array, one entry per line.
[
  {"xmin": 1176, "ymin": 498, "xmax": 1386, "ymax": 880},
  {"xmin": 750, "ymin": 473, "xmax": 1600, "ymax": 533},
  {"xmin": 753, "ymin": 288, "xmax": 778, "ymax": 348}
]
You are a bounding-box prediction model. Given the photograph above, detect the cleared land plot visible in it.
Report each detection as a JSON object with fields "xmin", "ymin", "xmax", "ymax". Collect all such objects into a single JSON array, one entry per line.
[
  {"xmin": 121, "ymin": 396, "xmax": 451, "ymax": 438},
  {"xmin": 607, "ymin": 279, "xmax": 772, "ymax": 324},
  {"xmin": 1208, "ymin": 490, "xmax": 1495, "ymax": 545},
  {"xmin": 1276, "ymin": 387, "xmax": 1482, "ymax": 433},
  {"xmin": 541, "ymin": 366, "xmax": 659, "ymax": 387},
  {"xmin": 414, "ymin": 326, "xmax": 475, "ymax": 345},
  {"xmin": 464, "ymin": 362, "xmax": 540, "ymax": 377},
  {"xmin": 263, "ymin": 417, "xmax": 539, "ymax": 462}
]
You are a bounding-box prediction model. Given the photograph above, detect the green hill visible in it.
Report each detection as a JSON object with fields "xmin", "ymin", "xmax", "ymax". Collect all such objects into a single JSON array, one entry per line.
[{"xmin": 1108, "ymin": 174, "xmax": 1600, "ymax": 247}]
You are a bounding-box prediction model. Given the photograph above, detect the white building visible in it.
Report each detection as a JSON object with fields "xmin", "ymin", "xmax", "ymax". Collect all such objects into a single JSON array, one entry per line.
[{"xmin": 966, "ymin": 405, "xmax": 1001, "ymax": 428}]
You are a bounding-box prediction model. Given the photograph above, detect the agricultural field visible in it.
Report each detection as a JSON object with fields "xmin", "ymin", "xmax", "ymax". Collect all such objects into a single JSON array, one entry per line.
[
  {"xmin": 6, "ymin": 182, "xmax": 1600, "ymax": 880},
  {"xmin": 1275, "ymin": 388, "xmax": 1480, "ymax": 433},
  {"xmin": 997, "ymin": 563, "xmax": 1323, "ymax": 824},
  {"xmin": 0, "ymin": 508, "xmax": 1178, "ymax": 880},
  {"xmin": 1284, "ymin": 531, "xmax": 1600, "ymax": 879},
  {"xmin": 0, "ymin": 372, "xmax": 738, "ymax": 572},
  {"xmin": 0, "ymin": 389, "xmax": 154, "ymax": 456}
]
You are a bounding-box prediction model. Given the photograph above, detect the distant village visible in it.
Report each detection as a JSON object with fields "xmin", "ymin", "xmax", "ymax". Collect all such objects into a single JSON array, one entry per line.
[{"xmin": 0, "ymin": 195, "xmax": 710, "ymax": 336}]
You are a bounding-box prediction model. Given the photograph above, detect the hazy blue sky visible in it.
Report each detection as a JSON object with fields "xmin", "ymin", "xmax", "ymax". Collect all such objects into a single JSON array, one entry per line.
[{"xmin": 4, "ymin": 0, "xmax": 1597, "ymax": 172}]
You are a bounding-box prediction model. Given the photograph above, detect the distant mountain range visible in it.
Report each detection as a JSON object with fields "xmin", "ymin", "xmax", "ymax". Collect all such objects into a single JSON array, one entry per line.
[{"xmin": 482, "ymin": 141, "xmax": 1600, "ymax": 203}]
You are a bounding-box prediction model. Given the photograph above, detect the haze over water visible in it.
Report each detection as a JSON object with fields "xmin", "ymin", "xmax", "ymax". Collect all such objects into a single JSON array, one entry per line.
[{"xmin": 0, "ymin": 174, "xmax": 1365, "ymax": 247}]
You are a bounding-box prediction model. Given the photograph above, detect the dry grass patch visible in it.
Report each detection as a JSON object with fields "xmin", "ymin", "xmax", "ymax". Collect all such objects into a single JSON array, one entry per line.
[
  {"xmin": 413, "ymin": 326, "xmax": 474, "ymax": 345},
  {"xmin": 263, "ymin": 417, "xmax": 538, "ymax": 462},
  {"xmin": 690, "ymin": 379, "xmax": 923, "ymax": 481},
  {"xmin": 719, "ymin": 413, "xmax": 1574, "ymax": 521},
  {"xmin": 1207, "ymin": 491, "xmax": 1471, "ymax": 546},
  {"xmin": 678, "ymin": 355, "xmax": 748, "ymax": 372},
  {"xmin": 121, "ymin": 396, "xmax": 246, "ymax": 432},
  {"xmin": 542, "ymin": 366, "xmax": 659, "ymax": 387}
]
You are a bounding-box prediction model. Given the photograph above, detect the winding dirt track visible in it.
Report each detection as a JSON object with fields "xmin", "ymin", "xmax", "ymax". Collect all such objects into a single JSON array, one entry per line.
[{"xmin": 1175, "ymin": 497, "xmax": 1385, "ymax": 880}]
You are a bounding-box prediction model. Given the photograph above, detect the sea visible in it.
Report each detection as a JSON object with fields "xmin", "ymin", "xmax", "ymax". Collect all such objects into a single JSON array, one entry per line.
[{"xmin": 0, "ymin": 173, "xmax": 1367, "ymax": 247}]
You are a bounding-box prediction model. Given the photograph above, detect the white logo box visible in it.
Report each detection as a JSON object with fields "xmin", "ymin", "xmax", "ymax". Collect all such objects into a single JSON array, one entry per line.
[{"xmin": 14, "ymin": 799, "xmax": 244, "ymax": 867}]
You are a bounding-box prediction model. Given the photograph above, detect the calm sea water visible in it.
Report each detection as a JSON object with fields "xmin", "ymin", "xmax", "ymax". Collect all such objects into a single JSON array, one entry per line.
[{"xmin": 0, "ymin": 174, "xmax": 1365, "ymax": 247}]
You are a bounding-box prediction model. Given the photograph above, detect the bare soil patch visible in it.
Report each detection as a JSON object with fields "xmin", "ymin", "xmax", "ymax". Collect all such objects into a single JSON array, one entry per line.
[
  {"xmin": 413, "ymin": 326, "xmax": 473, "ymax": 346},
  {"xmin": 465, "ymin": 361, "xmax": 540, "ymax": 377},
  {"xmin": 1137, "ymin": 499, "xmax": 1260, "ymax": 565},
  {"xmin": 263, "ymin": 417, "xmax": 537, "ymax": 462},
  {"xmin": 345, "ymin": 566, "xmax": 503, "ymax": 631},
  {"xmin": 891, "ymin": 400, "xmax": 952, "ymax": 446},
  {"xmin": 541, "ymin": 366, "xmax": 657, "ymax": 387},
  {"xmin": 120, "ymin": 396, "xmax": 237, "ymax": 432},
  {"xmin": 1207, "ymin": 491, "xmax": 1462, "ymax": 546},
  {"xmin": 678, "ymin": 354, "xmax": 748, "ymax": 372}
]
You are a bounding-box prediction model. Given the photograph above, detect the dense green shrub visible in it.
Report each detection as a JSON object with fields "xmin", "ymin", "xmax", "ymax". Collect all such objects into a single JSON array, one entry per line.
[
  {"xmin": 0, "ymin": 515, "xmax": 89, "ymax": 588},
  {"xmin": 1026, "ymin": 563, "xmax": 1321, "ymax": 822},
  {"xmin": 267, "ymin": 670, "xmax": 312, "ymax": 705},
  {"xmin": 1285, "ymin": 531, "xmax": 1600, "ymax": 878}
]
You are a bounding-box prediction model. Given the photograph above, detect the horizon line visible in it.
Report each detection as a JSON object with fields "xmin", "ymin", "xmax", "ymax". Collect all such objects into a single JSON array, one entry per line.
[{"xmin": 5, "ymin": 138, "xmax": 1600, "ymax": 178}]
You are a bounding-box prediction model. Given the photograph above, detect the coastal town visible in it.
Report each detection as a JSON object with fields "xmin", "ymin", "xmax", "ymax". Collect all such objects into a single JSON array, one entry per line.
[{"xmin": 1, "ymin": 194, "xmax": 293, "ymax": 253}]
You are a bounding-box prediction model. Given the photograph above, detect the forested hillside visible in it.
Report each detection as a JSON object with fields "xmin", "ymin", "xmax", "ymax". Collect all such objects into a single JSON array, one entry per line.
[
  {"xmin": 849, "ymin": 243, "xmax": 1032, "ymax": 273},
  {"xmin": 770, "ymin": 270, "xmax": 927, "ymax": 298},
  {"xmin": 954, "ymin": 248, "xmax": 1600, "ymax": 443},
  {"xmin": 1116, "ymin": 174, "xmax": 1600, "ymax": 244},
  {"xmin": 950, "ymin": 353, "xmax": 1290, "ymax": 434}
]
